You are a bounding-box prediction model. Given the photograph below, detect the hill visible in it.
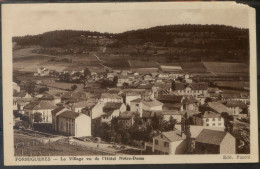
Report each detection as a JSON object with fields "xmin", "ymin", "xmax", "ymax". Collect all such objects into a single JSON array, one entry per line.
[{"xmin": 13, "ymin": 24, "xmax": 249, "ymax": 63}]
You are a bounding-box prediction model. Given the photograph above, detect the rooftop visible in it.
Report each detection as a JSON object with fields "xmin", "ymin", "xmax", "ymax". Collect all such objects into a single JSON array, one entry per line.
[
  {"xmin": 195, "ymin": 129, "xmax": 228, "ymax": 145},
  {"xmin": 24, "ymin": 100, "xmax": 57, "ymax": 110}
]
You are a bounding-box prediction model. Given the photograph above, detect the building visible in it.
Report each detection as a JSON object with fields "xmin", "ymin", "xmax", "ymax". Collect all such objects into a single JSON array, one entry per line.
[
  {"xmin": 117, "ymin": 111, "xmax": 136, "ymax": 129},
  {"xmin": 157, "ymin": 95, "xmax": 184, "ymax": 111},
  {"xmin": 225, "ymin": 100, "xmax": 248, "ymax": 117},
  {"xmin": 38, "ymin": 92, "xmax": 61, "ymax": 105},
  {"xmin": 173, "ymin": 81, "xmax": 208, "ymax": 97},
  {"xmin": 182, "ymin": 96, "xmax": 199, "ymax": 111},
  {"xmin": 206, "ymin": 102, "xmax": 233, "ymax": 116},
  {"xmin": 34, "ymin": 67, "xmax": 50, "ymax": 76},
  {"xmin": 24, "ymin": 100, "xmax": 57, "ymax": 123},
  {"xmin": 195, "ymin": 129, "xmax": 236, "ymax": 154},
  {"xmin": 124, "ymin": 93, "xmax": 142, "ymax": 107},
  {"xmin": 51, "ymin": 106, "xmax": 69, "ymax": 130},
  {"xmin": 146, "ymin": 130, "xmax": 186, "ymax": 155},
  {"xmin": 101, "ymin": 102, "xmax": 126, "ymax": 123},
  {"xmin": 71, "ymin": 101, "xmax": 96, "ymax": 113},
  {"xmin": 55, "ymin": 111, "xmax": 91, "ymax": 137},
  {"xmin": 13, "ymin": 92, "xmax": 31, "ymax": 99},
  {"xmin": 13, "ymin": 82, "xmax": 20, "ymax": 93},
  {"xmin": 100, "ymin": 93, "xmax": 123, "ymax": 103},
  {"xmin": 202, "ymin": 111, "xmax": 225, "ymax": 128}
]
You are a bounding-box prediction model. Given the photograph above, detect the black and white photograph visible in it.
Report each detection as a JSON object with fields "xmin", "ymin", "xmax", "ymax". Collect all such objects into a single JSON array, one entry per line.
[{"xmin": 2, "ymin": 2, "xmax": 258, "ymax": 165}]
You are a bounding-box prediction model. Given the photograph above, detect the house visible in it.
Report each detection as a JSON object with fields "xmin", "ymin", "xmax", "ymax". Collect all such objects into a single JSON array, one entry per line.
[
  {"xmin": 71, "ymin": 101, "xmax": 96, "ymax": 113},
  {"xmin": 159, "ymin": 64, "xmax": 183, "ymax": 74},
  {"xmin": 117, "ymin": 76, "xmax": 130, "ymax": 87},
  {"xmin": 182, "ymin": 96, "xmax": 199, "ymax": 111},
  {"xmin": 195, "ymin": 129, "xmax": 236, "ymax": 154},
  {"xmin": 225, "ymin": 100, "xmax": 248, "ymax": 117},
  {"xmin": 34, "ymin": 67, "xmax": 50, "ymax": 76},
  {"xmin": 13, "ymin": 82, "xmax": 20, "ymax": 93},
  {"xmin": 202, "ymin": 111, "xmax": 225, "ymax": 128},
  {"xmin": 142, "ymin": 110, "xmax": 183, "ymax": 124},
  {"xmin": 24, "ymin": 100, "xmax": 57, "ymax": 123},
  {"xmin": 145, "ymin": 130, "xmax": 186, "ymax": 155},
  {"xmin": 61, "ymin": 92, "xmax": 87, "ymax": 103},
  {"xmin": 101, "ymin": 102, "xmax": 126, "ymax": 124},
  {"xmin": 38, "ymin": 92, "xmax": 61, "ymax": 105},
  {"xmin": 123, "ymin": 93, "xmax": 142, "ymax": 107},
  {"xmin": 156, "ymin": 95, "xmax": 184, "ymax": 111},
  {"xmin": 221, "ymin": 93, "xmax": 249, "ymax": 104},
  {"xmin": 51, "ymin": 106, "xmax": 69, "ymax": 130},
  {"xmin": 142, "ymin": 99, "xmax": 163, "ymax": 112},
  {"xmin": 91, "ymin": 102, "xmax": 106, "ymax": 119},
  {"xmin": 130, "ymin": 98, "xmax": 142, "ymax": 113},
  {"xmin": 100, "ymin": 93, "xmax": 123, "ymax": 103},
  {"xmin": 63, "ymin": 66, "xmax": 85, "ymax": 75},
  {"xmin": 173, "ymin": 81, "xmax": 208, "ymax": 97},
  {"xmin": 206, "ymin": 102, "xmax": 233, "ymax": 116},
  {"xmin": 55, "ymin": 111, "xmax": 91, "ymax": 137},
  {"xmin": 117, "ymin": 111, "xmax": 137, "ymax": 129},
  {"xmin": 13, "ymin": 92, "xmax": 31, "ymax": 99}
]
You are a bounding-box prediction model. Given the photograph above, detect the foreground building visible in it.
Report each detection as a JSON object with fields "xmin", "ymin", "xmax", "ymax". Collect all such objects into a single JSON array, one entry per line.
[
  {"xmin": 195, "ymin": 129, "xmax": 236, "ymax": 154},
  {"xmin": 54, "ymin": 110, "xmax": 91, "ymax": 137},
  {"xmin": 145, "ymin": 130, "xmax": 186, "ymax": 155}
]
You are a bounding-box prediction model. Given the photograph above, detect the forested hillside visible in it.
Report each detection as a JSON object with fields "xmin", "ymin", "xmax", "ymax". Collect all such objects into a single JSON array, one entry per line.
[{"xmin": 13, "ymin": 24, "xmax": 249, "ymax": 63}]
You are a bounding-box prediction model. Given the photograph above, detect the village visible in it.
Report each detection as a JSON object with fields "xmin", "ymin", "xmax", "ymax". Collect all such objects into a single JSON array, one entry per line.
[{"xmin": 13, "ymin": 56, "xmax": 250, "ymax": 156}]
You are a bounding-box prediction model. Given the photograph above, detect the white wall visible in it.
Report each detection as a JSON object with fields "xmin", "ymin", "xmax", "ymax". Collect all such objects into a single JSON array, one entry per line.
[{"xmin": 75, "ymin": 114, "xmax": 91, "ymax": 137}]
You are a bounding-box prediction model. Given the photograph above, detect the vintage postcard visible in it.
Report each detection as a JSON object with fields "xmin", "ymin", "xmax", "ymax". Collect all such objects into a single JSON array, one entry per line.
[{"xmin": 2, "ymin": 2, "xmax": 258, "ymax": 165}]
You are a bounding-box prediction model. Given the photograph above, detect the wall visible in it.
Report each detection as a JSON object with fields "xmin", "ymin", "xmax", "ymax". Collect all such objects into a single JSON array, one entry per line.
[
  {"xmin": 75, "ymin": 114, "xmax": 91, "ymax": 137},
  {"xmin": 203, "ymin": 117, "xmax": 224, "ymax": 128},
  {"xmin": 169, "ymin": 140, "xmax": 186, "ymax": 154},
  {"xmin": 220, "ymin": 133, "xmax": 236, "ymax": 154},
  {"xmin": 126, "ymin": 95, "xmax": 141, "ymax": 106},
  {"xmin": 91, "ymin": 102, "xmax": 105, "ymax": 119}
]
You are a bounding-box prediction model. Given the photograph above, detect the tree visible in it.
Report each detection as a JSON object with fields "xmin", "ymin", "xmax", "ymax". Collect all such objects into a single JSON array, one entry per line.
[
  {"xmin": 133, "ymin": 114, "xmax": 142, "ymax": 127},
  {"xmin": 38, "ymin": 87, "xmax": 49, "ymax": 94},
  {"xmin": 112, "ymin": 76, "xmax": 118, "ymax": 86},
  {"xmin": 221, "ymin": 112, "xmax": 234, "ymax": 133},
  {"xmin": 204, "ymin": 97, "xmax": 212, "ymax": 104},
  {"xmin": 169, "ymin": 116, "xmax": 177, "ymax": 131},
  {"xmin": 84, "ymin": 68, "xmax": 91, "ymax": 78},
  {"xmin": 64, "ymin": 73, "xmax": 71, "ymax": 82},
  {"xmin": 71, "ymin": 84, "xmax": 77, "ymax": 91},
  {"xmin": 23, "ymin": 81, "xmax": 36, "ymax": 96},
  {"xmin": 182, "ymin": 113, "xmax": 192, "ymax": 153},
  {"xmin": 34, "ymin": 112, "xmax": 43, "ymax": 123}
]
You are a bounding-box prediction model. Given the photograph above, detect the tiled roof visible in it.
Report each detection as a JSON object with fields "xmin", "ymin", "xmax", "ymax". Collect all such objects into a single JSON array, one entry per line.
[
  {"xmin": 13, "ymin": 92, "xmax": 28, "ymax": 97},
  {"xmin": 207, "ymin": 102, "xmax": 233, "ymax": 115},
  {"xmin": 142, "ymin": 99, "xmax": 163, "ymax": 107},
  {"xmin": 157, "ymin": 95, "xmax": 183, "ymax": 104},
  {"xmin": 183, "ymin": 96, "xmax": 198, "ymax": 104},
  {"xmin": 179, "ymin": 110, "xmax": 202, "ymax": 117},
  {"xmin": 72, "ymin": 101, "xmax": 96, "ymax": 108},
  {"xmin": 203, "ymin": 111, "xmax": 221, "ymax": 118},
  {"xmin": 221, "ymin": 93, "xmax": 241, "ymax": 99},
  {"xmin": 195, "ymin": 129, "xmax": 228, "ymax": 145},
  {"xmin": 103, "ymin": 102, "xmax": 123, "ymax": 113},
  {"xmin": 24, "ymin": 100, "xmax": 57, "ymax": 110},
  {"xmin": 225, "ymin": 100, "xmax": 247, "ymax": 108},
  {"xmin": 118, "ymin": 111, "xmax": 136, "ymax": 119},
  {"xmin": 130, "ymin": 98, "xmax": 142, "ymax": 103},
  {"xmin": 51, "ymin": 106, "xmax": 68, "ymax": 115},
  {"xmin": 101, "ymin": 93, "xmax": 122, "ymax": 100},
  {"xmin": 58, "ymin": 111, "xmax": 81, "ymax": 119},
  {"xmin": 155, "ymin": 130, "xmax": 185, "ymax": 142},
  {"xmin": 175, "ymin": 82, "xmax": 208, "ymax": 90},
  {"xmin": 175, "ymin": 125, "xmax": 225, "ymax": 138}
]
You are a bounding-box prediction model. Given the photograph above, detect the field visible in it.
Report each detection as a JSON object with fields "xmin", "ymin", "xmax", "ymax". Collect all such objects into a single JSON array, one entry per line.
[
  {"xmin": 14, "ymin": 131, "xmax": 108, "ymax": 156},
  {"xmin": 203, "ymin": 62, "xmax": 249, "ymax": 73}
]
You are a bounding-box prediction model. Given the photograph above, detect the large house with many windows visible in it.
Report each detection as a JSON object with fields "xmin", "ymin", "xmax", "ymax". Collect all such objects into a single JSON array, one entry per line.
[{"xmin": 202, "ymin": 111, "xmax": 224, "ymax": 128}]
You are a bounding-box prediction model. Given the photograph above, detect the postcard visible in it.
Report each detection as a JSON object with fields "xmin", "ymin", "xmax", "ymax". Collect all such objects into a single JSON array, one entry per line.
[{"xmin": 2, "ymin": 2, "xmax": 258, "ymax": 165}]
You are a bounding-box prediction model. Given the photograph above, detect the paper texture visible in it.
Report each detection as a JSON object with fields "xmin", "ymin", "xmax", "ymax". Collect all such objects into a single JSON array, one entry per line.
[{"xmin": 2, "ymin": 2, "xmax": 258, "ymax": 165}]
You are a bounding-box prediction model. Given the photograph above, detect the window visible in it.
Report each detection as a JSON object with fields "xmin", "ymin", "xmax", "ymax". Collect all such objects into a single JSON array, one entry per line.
[
  {"xmin": 218, "ymin": 123, "xmax": 222, "ymax": 126},
  {"xmin": 212, "ymin": 118, "xmax": 215, "ymax": 121},
  {"xmin": 206, "ymin": 118, "xmax": 209, "ymax": 122},
  {"xmin": 155, "ymin": 139, "xmax": 158, "ymax": 145},
  {"xmin": 218, "ymin": 117, "xmax": 222, "ymax": 121},
  {"xmin": 136, "ymin": 104, "xmax": 139, "ymax": 106},
  {"xmin": 164, "ymin": 142, "xmax": 169, "ymax": 147},
  {"xmin": 206, "ymin": 123, "xmax": 209, "ymax": 126},
  {"xmin": 212, "ymin": 123, "xmax": 215, "ymax": 126}
]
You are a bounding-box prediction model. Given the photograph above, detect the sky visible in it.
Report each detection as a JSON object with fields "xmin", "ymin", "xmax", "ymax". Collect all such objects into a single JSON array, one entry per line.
[{"xmin": 10, "ymin": 3, "xmax": 249, "ymax": 37}]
